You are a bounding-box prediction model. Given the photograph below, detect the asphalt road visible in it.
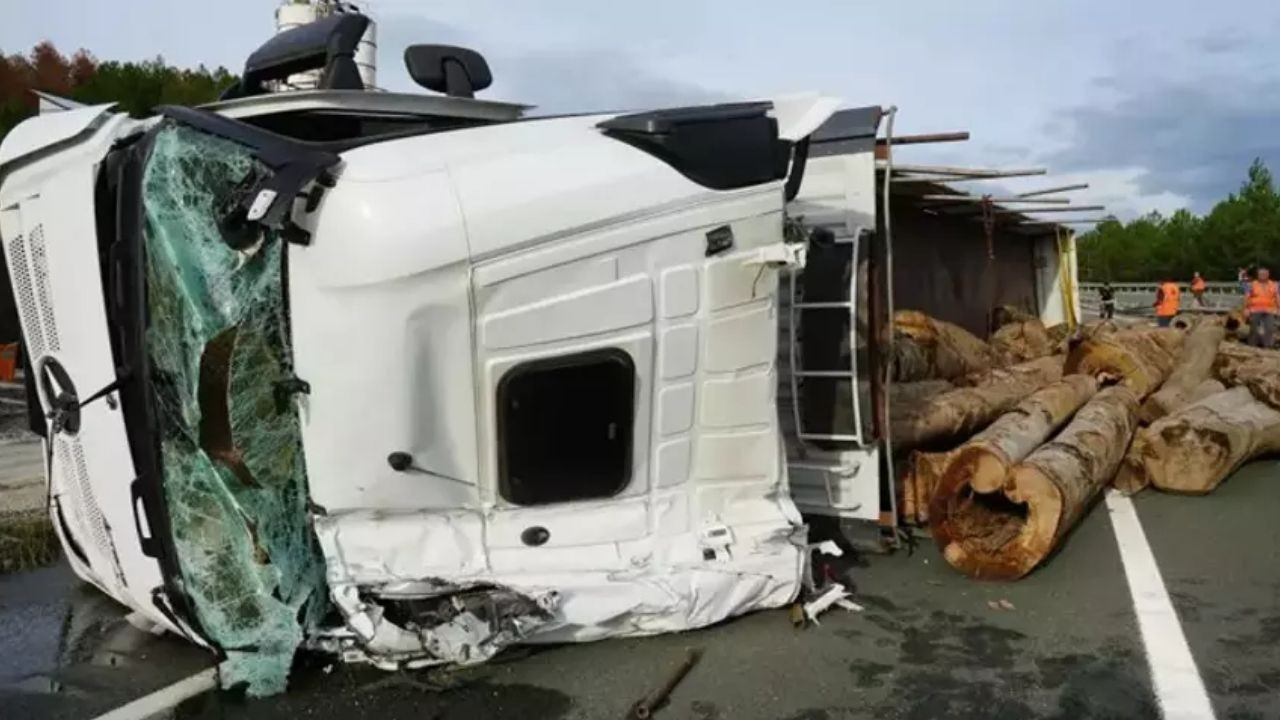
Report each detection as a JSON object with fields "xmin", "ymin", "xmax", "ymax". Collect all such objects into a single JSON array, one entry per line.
[{"xmin": 2, "ymin": 460, "xmax": 1278, "ymax": 720}]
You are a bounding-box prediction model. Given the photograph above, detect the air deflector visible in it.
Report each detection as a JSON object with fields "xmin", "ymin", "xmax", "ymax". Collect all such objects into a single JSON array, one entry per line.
[{"xmin": 598, "ymin": 102, "xmax": 791, "ymax": 190}]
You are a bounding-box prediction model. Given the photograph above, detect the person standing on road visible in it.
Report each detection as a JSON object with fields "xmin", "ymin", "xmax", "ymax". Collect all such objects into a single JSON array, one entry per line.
[
  {"xmin": 1239, "ymin": 267, "xmax": 1252, "ymax": 295},
  {"xmin": 1154, "ymin": 277, "xmax": 1180, "ymax": 327},
  {"xmin": 1099, "ymin": 282, "xmax": 1116, "ymax": 319},
  {"xmin": 1244, "ymin": 266, "xmax": 1278, "ymax": 348},
  {"xmin": 1191, "ymin": 271, "xmax": 1207, "ymax": 307}
]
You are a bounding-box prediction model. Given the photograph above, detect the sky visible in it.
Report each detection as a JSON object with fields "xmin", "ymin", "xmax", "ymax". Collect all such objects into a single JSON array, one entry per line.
[{"xmin": 5, "ymin": 0, "xmax": 1280, "ymax": 218}]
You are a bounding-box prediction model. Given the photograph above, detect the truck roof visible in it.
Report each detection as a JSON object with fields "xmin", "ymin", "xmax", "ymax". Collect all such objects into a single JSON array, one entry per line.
[{"xmin": 200, "ymin": 89, "xmax": 529, "ymax": 123}]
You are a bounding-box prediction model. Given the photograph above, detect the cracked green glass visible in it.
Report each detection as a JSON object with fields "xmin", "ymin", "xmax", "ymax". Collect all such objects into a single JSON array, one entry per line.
[{"xmin": 142, "ymin": 121, "xmax": 327, "ymax": 697}]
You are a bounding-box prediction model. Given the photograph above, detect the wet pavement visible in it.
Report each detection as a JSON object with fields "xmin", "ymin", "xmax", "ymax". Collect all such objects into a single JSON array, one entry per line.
[
  {"xmin": 1137, "ymin": 460, "xmax": 1280, "ymax": 720},
  {"xmin": 1, "ymin": 461, "xmax": 1278, "ymax": 719},
  {"xmin": 0, "ymin": 563, "xmax": 211, "ymax": 719}
]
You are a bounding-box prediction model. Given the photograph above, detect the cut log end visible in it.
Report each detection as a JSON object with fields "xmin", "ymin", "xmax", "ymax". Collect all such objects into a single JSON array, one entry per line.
[
  {"xmin": 1145, "ymin": 424, "xmax": 1236, "ymax": 495},
  {"xmin": 932, "ymin": 386, "xmax": 1139, "ymax": 580},
  {"xmin": 933, "ymin": 464, "xmax": 1062, "ymax": 581}
]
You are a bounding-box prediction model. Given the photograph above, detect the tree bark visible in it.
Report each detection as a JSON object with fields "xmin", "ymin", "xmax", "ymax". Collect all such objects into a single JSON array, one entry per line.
[
  {"xmin": 891, "ymin": 379, "xmax": 955, "ymax": 407},
  {"xmin": 1214, "ymin": 344, "xmax": 1280, "ymax": 409},
  {"xmin": 1046, "ymin": 323, "xmax": 1072, "ymax": 351},
  {"xmin": 1140, "ymin": 321, "xmax": 1227, "ymax": 423},
  {"xmin": 955, "ymin": 354, "xmax": 1064, "ymax": 389},
  {"xmin": 893, "ymin": 310, "xmax": 995, "ymax": 382},
  {"xmin": 934, "ymin": 375, "xmax": 1100, "ymax": 504},
  {"xmin": 931, "ymin": 386, "xmax": 1140, "ymax": 580},
  {"xmin": 891, "ymin": 356, "xmax": 1064, "ymax": 449},
  {"xmin": 1124, "ymin": 386, "xmax": 1280, "ymax": 495},
  {"xmin": 1064, "ymin": 328, "xmax": 1183, "ymax": 398},
  {"xmin": 1115, "ymin": 379, "xmax": 1224, "ymax": 495},
  {"xmin": 990, "ymin": 319, "xmax": 1054, "ymax": 365},
  {"xmin": 899, "ymin": 449, "xmax": 959, "ymax": 526},
  {"xmin": 1224, "ymin": 310, "xmax": 1249, "ymax": 341},
  {"xmin": 991, "ymin": 304, "xmax": 1036, "ymax": 328}
]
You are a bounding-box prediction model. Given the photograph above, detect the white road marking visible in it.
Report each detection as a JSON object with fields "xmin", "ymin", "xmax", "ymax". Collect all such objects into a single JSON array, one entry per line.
[
  {"xmin": 1106, "ymin": 491, "xmax": 1216, "ymax": 720},
  {"xmin": 92, "ymin": 666, "xmax": 219, "ymax": 720}
]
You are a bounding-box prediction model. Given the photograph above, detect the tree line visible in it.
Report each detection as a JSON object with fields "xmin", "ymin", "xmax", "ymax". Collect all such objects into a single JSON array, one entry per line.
[
  {"xmin": 0, "ymin": 43, "xmax": 235, "ymax": 343},
  {"xmin": 0, "ymin": 41, "xmax": 236, "ymax": 141},
  {"xmin": 1078, "ymin": 159, "xmax": 1280, "ymax": 282}
]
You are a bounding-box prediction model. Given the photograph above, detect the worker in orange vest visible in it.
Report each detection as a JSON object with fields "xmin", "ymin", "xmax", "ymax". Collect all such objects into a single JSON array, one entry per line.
[
  {"xmin": 1154, "ymin": 277, "xmax": 1180, "ymax": 327},
  {"xmin": 1191, "ymin": 271, "xmax": 1207, "ymax": 307},
  {"xmin": 1245, "ymin": 266, "xmax": 1279, "ymax": 348}
]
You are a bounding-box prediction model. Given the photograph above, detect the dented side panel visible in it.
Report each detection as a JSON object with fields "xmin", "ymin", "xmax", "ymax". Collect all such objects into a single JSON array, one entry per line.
[{"xmin": 298, "ymin": 131, "xmax": 806, "ymax": 665}]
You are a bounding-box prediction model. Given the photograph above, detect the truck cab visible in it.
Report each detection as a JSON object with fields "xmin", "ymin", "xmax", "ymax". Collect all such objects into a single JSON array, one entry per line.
[{"xmin": 0, "ymin": 13, "xmax": 882, "ymax": 693}]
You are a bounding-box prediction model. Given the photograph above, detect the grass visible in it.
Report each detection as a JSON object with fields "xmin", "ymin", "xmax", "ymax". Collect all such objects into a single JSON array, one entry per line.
[{"xmin": 0, "ymin": 510, "xmax": 59, "ymax": 574}]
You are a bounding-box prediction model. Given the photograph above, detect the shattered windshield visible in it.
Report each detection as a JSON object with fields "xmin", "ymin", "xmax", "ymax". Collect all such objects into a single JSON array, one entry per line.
[{"xmin": 142, "ymin": 120, "xmax": 327, "ymax": 696}]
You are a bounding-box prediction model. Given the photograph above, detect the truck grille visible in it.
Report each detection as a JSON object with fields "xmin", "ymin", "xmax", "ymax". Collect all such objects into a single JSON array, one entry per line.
[
  {"xmin": 7, "ymin": 224, "xmax": 62, "ymax": 359},
  {"xmin": 7, "ymin": 234, "xmax": 45, "ymax": 359},
  {"xmin": 28, "ymin": 225, "xmax": 61, "ymax": 353}
]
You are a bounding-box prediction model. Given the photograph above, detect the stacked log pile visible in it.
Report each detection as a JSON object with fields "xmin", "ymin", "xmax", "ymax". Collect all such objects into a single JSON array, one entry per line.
[
  {"xmin": 886, "ymin": 309, "xmax": 1280, "ymax": 580},
  {"xmin": 891, "ymin": 356, "xmax": 1063, "ymax": 449}
]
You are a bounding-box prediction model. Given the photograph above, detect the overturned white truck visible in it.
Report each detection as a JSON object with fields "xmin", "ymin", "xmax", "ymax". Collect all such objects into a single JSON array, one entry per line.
[{"xmin": 0, "ymin": 13, "xmax": 1078, "ymax": 696}]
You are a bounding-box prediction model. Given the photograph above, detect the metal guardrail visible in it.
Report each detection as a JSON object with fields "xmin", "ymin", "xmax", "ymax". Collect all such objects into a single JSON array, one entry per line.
[
  {"xmin": 1078, "ymin": 281, "xmax": 1244, "ymax": 296},
  {"xmin": 1078, "ymin": 282, "xmax": 1243, "ymax": 314}
]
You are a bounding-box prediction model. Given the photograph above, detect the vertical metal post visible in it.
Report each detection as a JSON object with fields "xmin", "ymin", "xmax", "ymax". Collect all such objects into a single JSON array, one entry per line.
[
  {"xmin": 848, "ymin": 229, "xmax": 863, "ymax": 445},
  {"xmin": 787, "ymin": 269, "xmax": 805, "ymax": 447},
  {"xmin": 880, "ymin": 106, "xmax": 899, "ymax": 533}
]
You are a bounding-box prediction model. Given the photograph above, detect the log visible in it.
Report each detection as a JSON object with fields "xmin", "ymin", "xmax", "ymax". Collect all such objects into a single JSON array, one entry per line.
[
  {"xmin": 893, "ymin": 310, "xmax": 995, "ymax": 382},
  {"xmin": 1125, "ymin": 387, "xmax": 1280, "ymax": 495},
  {"xmin": 935, "ymin": 375, "xmax": 1100, "ymax": 501},
  {"xmin": 899, "ymin": 449, "xmax": 959, "ymax": 526},
  {"xmin": 1224, "ymin": 310, "xmax": 1249, "ymax": 342},
  {"xmin": 1063, "ymin": 328, "xmax": 1183, "ymax": 398},
  {"xmin": 991, "ymin": 304, "xmax": 1036, "ymax": 329},
  {"xmin": 932, "ymin": 386, "xmax": 1141, "ymax": 580},
  {"xmin": 1115, "ymin": 379, "xmax": 1225, "ymax": 495},
  {"xmin": 891, "ymin": 379, "xmax": 955, "ymax": 407},
  {"xmin": 1213, "ymin": 344, "xmax": 1280, "ymax": 409},
  {"xmin": 955, "ymin": 354, "xmax": 1064, "ymax": 389},
  {"xmin": 891, "ymin": 356, "xmax": 1064, "ymax": 449},
  {"xmin": 990, "ymin": 319, "xmax": 1054, "ymax": 365},
  {"xmin": 1045, "ymin": 323, "xmax": 1072, "ymax": 349},
  {"xmin": 1140, "ymin": 321, "xmax": 1226, "ymax": 423}
]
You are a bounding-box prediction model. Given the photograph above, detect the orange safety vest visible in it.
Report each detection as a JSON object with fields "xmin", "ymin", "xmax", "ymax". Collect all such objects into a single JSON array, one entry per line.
[
  {"xmin": 1155, "ymin": 282, "xmax": 1180, "ymax": 317},
  {"xmin": 1191, "ymin": 277, "xmax": 1206, "ymax": 292},
  {"xmin": 1246, "ymin": 280, "xmax": 1279, "ymax": 313}
]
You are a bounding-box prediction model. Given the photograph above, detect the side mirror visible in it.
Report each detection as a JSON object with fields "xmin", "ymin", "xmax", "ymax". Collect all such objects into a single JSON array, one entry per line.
[{"xmin": 404, "ymin": 45, "xmax": 492, "ymax": 98}]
